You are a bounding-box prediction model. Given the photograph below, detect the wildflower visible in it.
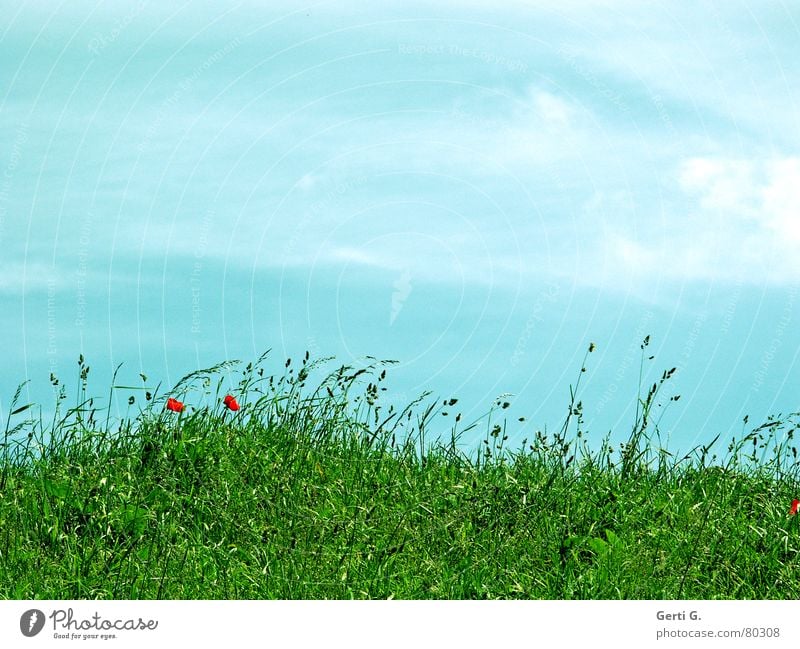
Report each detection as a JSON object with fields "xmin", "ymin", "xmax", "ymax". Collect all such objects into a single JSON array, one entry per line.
[
  {"xmin": 790, "ymin": 499, "xmax": 800, "ymax": 516},
  {"xmin": 223, "ymin": 394, "xmax": 240, "ymax": 411},
  {"xmin": 166, "ymin": 397, "xmax": 185, "ymax": 413}
]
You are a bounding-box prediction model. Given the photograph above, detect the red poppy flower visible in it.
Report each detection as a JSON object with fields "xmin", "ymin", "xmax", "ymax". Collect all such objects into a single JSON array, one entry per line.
[
  {"xmin": 223, "ymin": 394, "xmax": 240, "ymax": 411},
  {"xmin": 166, "ymin": 397, "xmax": 185, "ymax": 413},
  {"xmin": 790, "ymin": 499, "xmax": 799, "ymax": 516}
]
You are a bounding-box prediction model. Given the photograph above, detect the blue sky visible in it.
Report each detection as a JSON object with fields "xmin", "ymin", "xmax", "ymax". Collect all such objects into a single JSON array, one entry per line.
[{"xmin": 1, "ymin": 1, "xmax": 798, "ymax": 453}]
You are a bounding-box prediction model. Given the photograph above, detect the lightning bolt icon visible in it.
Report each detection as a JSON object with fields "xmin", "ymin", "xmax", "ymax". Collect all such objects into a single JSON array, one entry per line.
[{"xmin": 28, "ymin": 612, "xmax": 38, "ymax": 632}]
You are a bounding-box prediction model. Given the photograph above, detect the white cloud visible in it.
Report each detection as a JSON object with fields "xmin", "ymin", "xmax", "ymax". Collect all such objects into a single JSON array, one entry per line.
[
  {"xmin": 329, "ymin": 246, "xmax": 388, "ymax": 268},
  {"xmin": 294, "ymin": 173, "xmax": 318, "ymax": 192},
  {"xmin": 678, "ymin": 158, "xmax": 757, "ymax": 214},
  {"xmin": 533, "ymin": 91, "xmax": 574, "ymax": 129},
  {"xmin": 680, "ymin": 155, "xmax": 800, "ymax": 244},
  {"xmin": 1, "ymin": 262, "xmax": 52, "ymax": 294},
  {"xmin": 761, "ymin": 157, "xmax": 800, "ymax": 242},
  {"xmin": 557, "ymin": 3, "xmax": 800, "ymax": 143},
  {"xmin": 573, "ymin": 156, "xmax": 800, "ymax": 290}
]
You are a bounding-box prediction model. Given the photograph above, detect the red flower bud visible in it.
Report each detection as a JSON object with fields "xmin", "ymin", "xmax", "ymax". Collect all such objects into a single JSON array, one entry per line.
[
  {"xmin": 223, "ymin": 394, "xmax": 240, "ymax": 411},
  {"xmin": 166, "ymin": 397, "xmax": 185, "ymax": 413}
]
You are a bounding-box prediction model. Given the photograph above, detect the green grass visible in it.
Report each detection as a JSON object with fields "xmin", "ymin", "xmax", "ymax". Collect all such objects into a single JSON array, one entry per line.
[{"xmin": 1, "ymin": 341, "xmax": 799, "ymax": 599}]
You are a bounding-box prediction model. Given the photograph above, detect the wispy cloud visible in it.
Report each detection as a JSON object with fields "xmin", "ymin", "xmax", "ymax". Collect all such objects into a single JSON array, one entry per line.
[
  {"xmin": 679, "ymin": 155, "xmax": 800, "ymax": 247},
  {"xmin": 570, "ymin": 155, "xmax": 800, "ymax": 290},
  {"xmin": 5, "ymin": 0, "xmax": 799, "ymax": 301},
  {"xmin": 680, "ymin": 156, "xmax": 800, "ymax": 247},
  {"xmin": 0, "ymin": 262, "xmax": 62, "ymax": 294}
]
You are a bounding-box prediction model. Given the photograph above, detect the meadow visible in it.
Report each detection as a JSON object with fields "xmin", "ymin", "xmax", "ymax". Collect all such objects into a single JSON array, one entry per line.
[{"xmin": 1, "ymin": 340, "xmax": 799, "ymax": 599}]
